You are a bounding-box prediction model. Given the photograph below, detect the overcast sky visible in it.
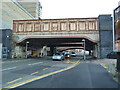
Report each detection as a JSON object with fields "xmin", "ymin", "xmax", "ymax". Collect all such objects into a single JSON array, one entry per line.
[{"xmin": 39, "ymin": 0, "xmax": 120, "ymax": 19}]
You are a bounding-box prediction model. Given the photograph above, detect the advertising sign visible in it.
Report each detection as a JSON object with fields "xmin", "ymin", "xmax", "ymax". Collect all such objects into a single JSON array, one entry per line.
[{"xmin": 113, "ymin": 5, "xmax": 120, "ymax": 52}]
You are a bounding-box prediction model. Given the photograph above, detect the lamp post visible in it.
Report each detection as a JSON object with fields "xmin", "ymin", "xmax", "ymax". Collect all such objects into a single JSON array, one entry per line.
[
  {"xmin": 6, "ymin": 35, "xmax": 9, "ymax": 58},
  {"xmin": 26, "ymin": 41, "xmax": 29, "ymax": 58},
  {"xmin": 82, "ymin": 39, "xmax": 86, "ymax": 60}
]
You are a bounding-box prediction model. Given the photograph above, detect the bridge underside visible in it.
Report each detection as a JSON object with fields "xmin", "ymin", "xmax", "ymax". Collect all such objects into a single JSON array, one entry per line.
[{"xmin": 18, "ymin": 37, "xmax": 96, "ymax": 51}]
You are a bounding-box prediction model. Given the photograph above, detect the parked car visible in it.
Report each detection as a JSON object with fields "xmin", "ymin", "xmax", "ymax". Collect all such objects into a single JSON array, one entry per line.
[
  {"xmin": 52, "ymin": 53, "xmax": 64, "ymax": 61},
  {"xmin": 71, "ymin": 52, "xmax": 76, "ymax": 57},
  {"xmin": 107, "ymin": 52, "xmax": 117, "ymax": 59}
]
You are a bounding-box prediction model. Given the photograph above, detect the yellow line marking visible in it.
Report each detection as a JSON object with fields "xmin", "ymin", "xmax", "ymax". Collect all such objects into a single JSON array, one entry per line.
[
  {"xmin": 4, "ymin": 60, "xmax": 80, "ymax": 89},
  {"xmin": 43, "ymin": 68, "xmax": 49, "ymax": 70},
  {"xmin": 65, "ymin": 59, "xmax": 77, "ymax": 64},
  {"xmin": 7, "ymin": 78, "xmax": 23, "ymax": 84},
  {"xmin": 30, "ymin": 72, "xmax": 38, "ymax": 75}
]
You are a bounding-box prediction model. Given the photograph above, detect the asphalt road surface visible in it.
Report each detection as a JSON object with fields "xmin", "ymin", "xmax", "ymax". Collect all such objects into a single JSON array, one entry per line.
[
  {"xmin": 17, "ymin": 62, "xmax": 119, "ymax": 88},
  {"xmin": 2, "ymin": 57, "xmax": 78, "ymax": 88}
]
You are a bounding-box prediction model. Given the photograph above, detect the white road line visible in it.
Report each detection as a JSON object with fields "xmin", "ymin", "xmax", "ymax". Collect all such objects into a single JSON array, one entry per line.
[
  {"xmin": 1, "ymin": 67, "xmax": 16, "ymax": 72},
  {"xmin": 28, "ymin": 62, "xmax": 43, "ymax": 66}
]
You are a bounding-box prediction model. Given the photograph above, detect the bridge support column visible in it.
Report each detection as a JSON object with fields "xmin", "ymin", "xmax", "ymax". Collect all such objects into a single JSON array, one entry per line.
[
  {"xmin": 93, "ymin": 44, "xmax": 99, "ymax": 58},
  {"xmin": 49, "ymin": 47, "xmax": 54, "ymax": 56}
]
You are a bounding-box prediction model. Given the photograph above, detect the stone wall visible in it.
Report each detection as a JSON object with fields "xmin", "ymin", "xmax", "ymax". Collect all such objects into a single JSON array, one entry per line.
[{"xmin": 98, "ymin": 15, "xmax": 113, "ymax": 58}]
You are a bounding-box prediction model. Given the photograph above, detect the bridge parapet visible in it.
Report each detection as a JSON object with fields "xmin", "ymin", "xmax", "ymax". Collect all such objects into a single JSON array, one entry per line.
[{"xmin": 13, "ymin": 18, "xmax": 98, "ymax": 33}]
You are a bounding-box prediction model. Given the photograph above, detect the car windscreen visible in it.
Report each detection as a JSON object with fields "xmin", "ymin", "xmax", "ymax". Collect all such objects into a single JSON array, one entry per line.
[{"xmin": 54, "ymin": 53, "xmax": 61, "ymax": 55}]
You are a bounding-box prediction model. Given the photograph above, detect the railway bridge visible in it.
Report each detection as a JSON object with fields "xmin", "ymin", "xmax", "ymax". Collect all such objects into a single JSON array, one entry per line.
[{"xmin": 12, "ymin": 15, "xmax": 113, "ymax": 58}]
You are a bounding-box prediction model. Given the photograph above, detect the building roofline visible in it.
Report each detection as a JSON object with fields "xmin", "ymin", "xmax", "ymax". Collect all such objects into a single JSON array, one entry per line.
[{"xmin": 11, "ymin": 0, "xmax": 35, "ymax": 19}]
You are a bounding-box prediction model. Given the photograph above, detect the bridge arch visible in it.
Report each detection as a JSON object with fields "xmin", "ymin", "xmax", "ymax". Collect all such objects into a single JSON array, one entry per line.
[{"xmin": 17, "ymin": 36, "xmax": 98, "ymax": 44}]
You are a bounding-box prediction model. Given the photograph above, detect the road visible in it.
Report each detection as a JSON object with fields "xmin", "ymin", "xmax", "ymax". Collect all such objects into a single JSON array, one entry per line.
[
  {"xmin": 17, "ymin": 62, "xmax": 119, "ymax": 88},
  {"xmin": 1, "ymin": 57, "xmax": 79, "ymax": 88},
  {"xmin": 1, "ymin": 57, "xmax": 120, "ymax": 89}
]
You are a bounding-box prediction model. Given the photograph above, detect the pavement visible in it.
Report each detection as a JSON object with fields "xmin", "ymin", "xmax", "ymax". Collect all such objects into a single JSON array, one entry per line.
[{"xmin": 91, "ymin": 58, "xmax": 117, "ymax": 68}]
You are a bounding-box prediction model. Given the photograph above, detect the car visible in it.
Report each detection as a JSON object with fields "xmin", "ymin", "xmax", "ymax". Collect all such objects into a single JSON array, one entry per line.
[
  {"xmin": 107, "ymin": 52, "xmax": 117, "ymax": 59},
  {"xmin": 52, "ymin": 53, "xmax": 64, "ymax": 61},
  {"xmin": 71, "ymin": 52, "xmax": 76, "ymax": 57},
  {"xmin": 64, "ymin": 54, "xmax": 71, "ymax": 58},
  {"xmin": 62, "ymin": 51, "xmax": 71, "ymax": 58}
]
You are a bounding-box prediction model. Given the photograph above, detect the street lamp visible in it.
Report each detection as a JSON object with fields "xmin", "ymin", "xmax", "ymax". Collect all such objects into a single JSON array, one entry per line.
[
  {"xmin": 26, "ymin": 41, "xmax": 29, "ymax": 58},
  {"xmin": 82, "ymin": 39, "xmax": 86, "ymax": 60},
  {"xmin": 6, "ymin": 35, "xmax": 9, "ymax": 58}
]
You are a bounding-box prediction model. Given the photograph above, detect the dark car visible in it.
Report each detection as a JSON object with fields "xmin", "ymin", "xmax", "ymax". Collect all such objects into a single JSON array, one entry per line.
[
  {"xmin": 64, "ymin": 54, "xmax": 71, "ymax": 58},
  {"xmin": 71, "ymin": 52, "xmax": 76, "ymax": 57},
  {"xmin": 107, "ymin": 52, "xmax": 117, "ymax": 59},
  {"xmin": 62, "ymin": 51, "xmax": 71, "ymax": 58}
]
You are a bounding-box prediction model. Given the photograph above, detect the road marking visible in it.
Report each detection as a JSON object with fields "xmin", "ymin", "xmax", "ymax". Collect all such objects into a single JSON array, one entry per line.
[
  {"xmin": 65, "ymin": 60, "xmax": 76, "ymax": 64},
  {"xmin": 43, "ymin": 68, "xmax": 49, "ymax": 70},
  {"xmin": 2, "ymin": 59, "xmax": 32, "ymax": 64},
  {"xmin": 28, "ymin": 62, "xmax": 43, "ymax": 66},
  {"xmin": 1, "ymin": 67, "xmax": 16, "ymax": 72},
  {"xmin": 30, "ymin": 72, "xmax": 39, "ymax": 75},
  {"xmin": 7, "ymin": 78, "xmax": 23, "ymax": 84},
  {"xmin": 4, "ymin": 60, "xmax": 80, "ymax": 89}
]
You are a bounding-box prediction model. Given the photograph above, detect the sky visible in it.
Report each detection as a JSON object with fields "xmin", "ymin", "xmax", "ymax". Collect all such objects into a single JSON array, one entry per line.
[{"xmin": 39, "ymin": 0, "xmax": 120, "ymax": 19}]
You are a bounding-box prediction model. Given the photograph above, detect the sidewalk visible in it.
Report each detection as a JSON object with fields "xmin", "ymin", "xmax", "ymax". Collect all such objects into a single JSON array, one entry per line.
[
  {"xmin": 91, "ymin": 59, "xmax": 120, "ymax": 84},
  {"xmin": 92, "ymin": 58, "xmax": 117, "ymax": 68}
]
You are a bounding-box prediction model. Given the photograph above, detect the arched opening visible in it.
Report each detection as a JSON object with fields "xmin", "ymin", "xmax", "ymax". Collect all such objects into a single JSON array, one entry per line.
[{"xmin": 15, "ymin": 36, "xmax": 98, "ymax": 59}]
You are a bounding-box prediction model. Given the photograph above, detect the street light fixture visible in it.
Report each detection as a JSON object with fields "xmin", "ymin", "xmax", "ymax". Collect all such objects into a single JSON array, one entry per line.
[
  {"xmin": 6, "ymin": 35, "xmax": 9, "ymax": 58},
  {"xmin": 82, "ymin": 39, "xmax": 86, "ymax": 60},
  {"xmin": 26, "ymin": 41, "xmax": 29, "ymax": 58}
]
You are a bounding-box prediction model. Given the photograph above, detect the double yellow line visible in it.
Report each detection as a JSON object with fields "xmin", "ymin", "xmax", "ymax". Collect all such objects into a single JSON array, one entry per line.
[{"xmin": 3, "ymin": 60, "xmax": 80, "ymax": 89}]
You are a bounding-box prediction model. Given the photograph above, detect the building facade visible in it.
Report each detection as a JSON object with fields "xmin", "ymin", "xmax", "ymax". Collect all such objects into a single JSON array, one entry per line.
[
  {"xmin": 113, "ymin": 3, "xmax": 120, "ymax": 52},
  {"xmin": 0, "ymin": 0, "xmax": 42, "ymax": 59},
  {"xmin": 113, "ymin": 1, "xmax": 120, "ymax": 71},
  {"xmin": 16, "ymin": 0, "xmax": 42, "ymax": 19}
]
